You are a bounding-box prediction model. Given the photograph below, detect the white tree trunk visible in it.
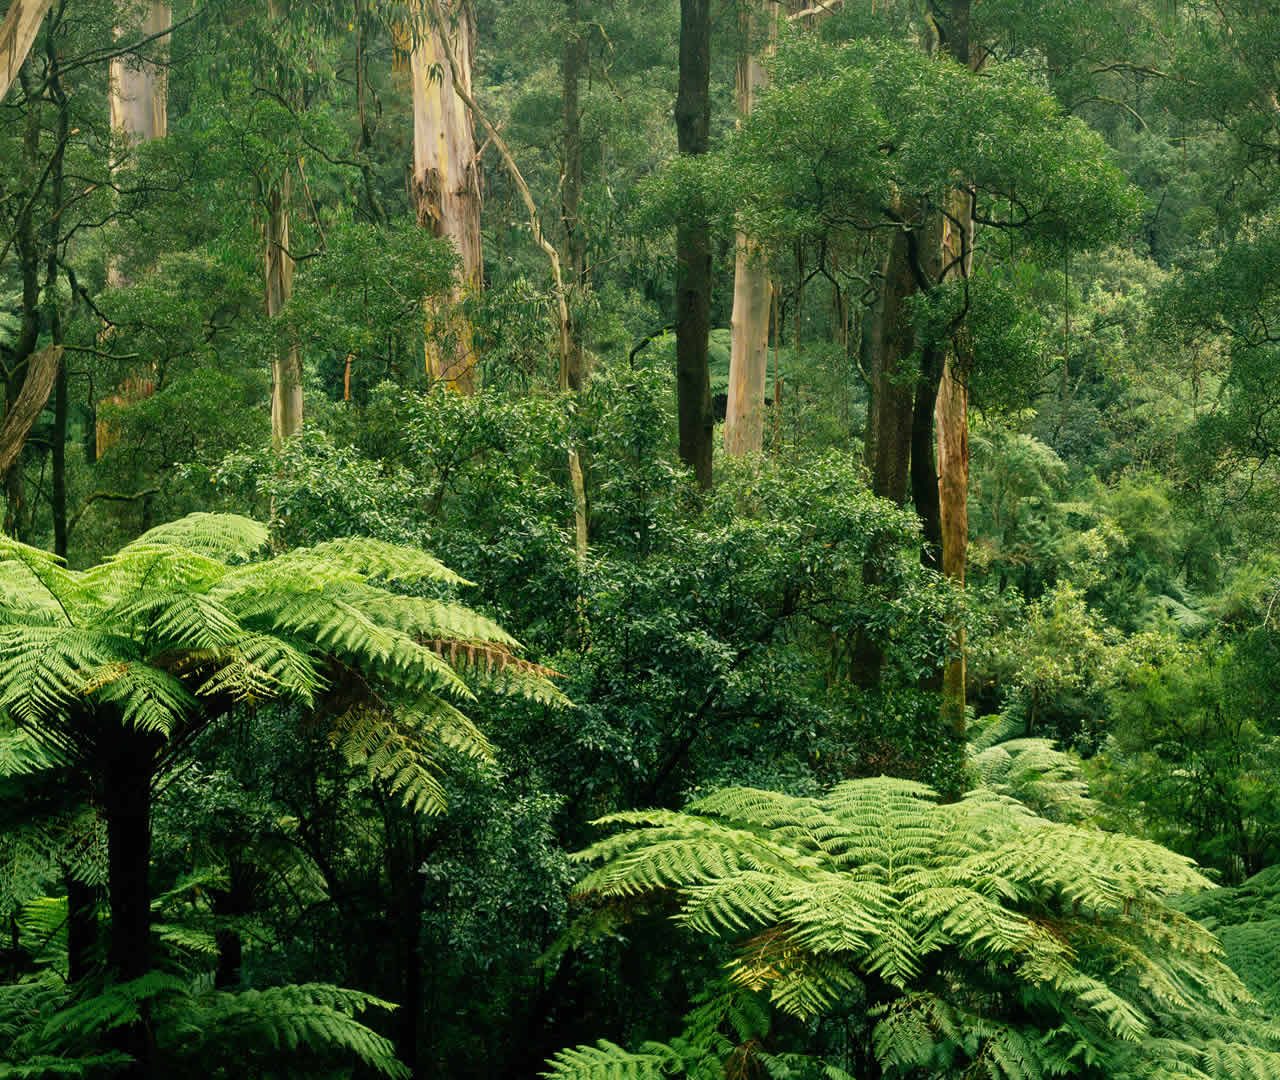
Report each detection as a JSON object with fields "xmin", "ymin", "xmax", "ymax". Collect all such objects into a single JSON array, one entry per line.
[
  {"xmin": 0, "ymin": 0, "xmax": 54, "ymax": 101},
  {"xmin": 724, "ymin": 2, "xmax": 775, "ymax": 457},
  {"xmin": 109, "ymin": 2, "xmax": 170, "ymax": 143},
  {"xmin": 724, "ymin": 1, "xmax": 778, "ymax": 457},
  {"xmin": 411, "ymin": 2, "xmax": 482, "ymax": 393}
]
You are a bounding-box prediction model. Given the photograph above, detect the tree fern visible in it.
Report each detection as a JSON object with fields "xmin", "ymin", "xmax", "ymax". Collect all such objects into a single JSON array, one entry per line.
[
  {"xmin": 554, "ymin": 778, "xmax": 1280, "ymax": 1078},
  {"xmin": 0, "ymin": 513, "xmax": 562, "ymax": 1074},
  {"xmin": 0, "ymin": 972, "xmax": 409, "ymax": 1078}
]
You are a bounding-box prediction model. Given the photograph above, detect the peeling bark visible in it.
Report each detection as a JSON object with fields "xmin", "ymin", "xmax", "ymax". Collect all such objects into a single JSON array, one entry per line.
[
  {"xmin": 412, "ymin": 2, "xmax": 482, "ymax": 393},
  {"xmin": 0, "ymin": 0, "xmax": 54, "ymax": 101}
]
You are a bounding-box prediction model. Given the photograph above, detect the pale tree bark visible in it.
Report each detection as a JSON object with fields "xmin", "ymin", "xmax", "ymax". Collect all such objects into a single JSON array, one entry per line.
[
  {"xmin": 97, "ymin": 2, "xmax": 171, "ymax": 457},
  {"xmin": 412, "ymin": 0, "xmax": 482, "ymax": 393},
  {"xmin": 0, "ymin": 0, "xmax": 54, "ymax": 101},
  {"xmin": 723, "ymin": 0, "xmax": 777, "ymax": 458},
  {"xmin": 108, "ymin": 2, "xmax": 170, "ymax": 148},
  {"xmin": 427, "ymin": 0, "xmax": 586, "ymax": 558},
  {"xmin": 266, "ymin": 174, "xmax": 302, "ymax": 446}
]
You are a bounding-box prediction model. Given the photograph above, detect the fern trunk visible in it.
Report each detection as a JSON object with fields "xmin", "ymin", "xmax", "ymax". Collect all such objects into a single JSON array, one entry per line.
[
  {"xmin": 101, "ymin": 728, "xmax": 160, "ymax": 1075},
  {"xmin": 66, "ymin": 875, "xmax": 97, "ymax": 982}
]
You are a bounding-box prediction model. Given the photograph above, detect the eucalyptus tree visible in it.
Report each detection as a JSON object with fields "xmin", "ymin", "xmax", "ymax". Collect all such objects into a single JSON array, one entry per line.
[
  {"xmin": 0, "ymin": 0, "xmax": 54, "ymax": 100},
  {"xmin": 407, "ymin": 0, "xmax": 482, "ymax": 392}
]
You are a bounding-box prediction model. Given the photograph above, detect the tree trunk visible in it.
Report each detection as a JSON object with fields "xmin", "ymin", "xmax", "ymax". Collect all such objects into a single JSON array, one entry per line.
[
  {"xmin": 561, "ymin": 0, "xmax": 588, "ymax": 392},
  {"xmin": 935, "ymin": 0, "xmax": 976, "ymax": 736},
  {"xmin": 863, "ymin": 222, "xmax": 917, "ymax": 504},
  {"xmin": 266, "ymin": 175, "xmax": 302, "ymax": 445},
  {"xmin": 101, "ymin": 730, "xmax": 160, "ymax": 1076},
  {"xmin": 724, "ymin": 1, "xmax": 776, "ymax": 458},
  {"xmin": 411, "ymin": 1, "xmax": 482, "ymax": 394},
  {"xmin": 97, "ymin": 3, "xmax": 170, "ymax": 455},
  {"xmin": 213, "ymin": 857, "xmax": 253, "ymax": 989},
  {"xmin": 108, "ymin": 3, "xmax": 169, "ymax": 146},
  {"xmin": 0, "ymin": 0, "xmax": 54, "ymax": 101},
  {"xmin": 675, "ymin": 0, "xmax": 713, "ymax": 488},
  {"xmin": 66, "ymin": 875, "xmax": 98, "ymax": 983}
]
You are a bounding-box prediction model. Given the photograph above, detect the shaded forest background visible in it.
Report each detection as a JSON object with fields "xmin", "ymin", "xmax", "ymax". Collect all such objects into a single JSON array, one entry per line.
[{"xmin": 4, "ymin": 0, "xmax": 1280, "ymax": 1077}]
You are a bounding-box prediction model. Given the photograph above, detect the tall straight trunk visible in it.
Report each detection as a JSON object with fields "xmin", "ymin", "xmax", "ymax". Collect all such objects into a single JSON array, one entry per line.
[
  {"xmin": 675, "ymin": 0, "xmax": 713, "ymax": 489},
  {"xmin": 863, "ymin": 221, "xmax": 917, "ymax": 504},
  {"xmin": 108, "ymin": 3, "xmax": 169, "ymax": 144},
  {"xmin": 266, "ymin": 175, "xmax": 302, "ymax": 445},
  {"xmin": 101, "ymin": 729, "xmax": 159, "ymax": 1076},
  {"xmin": 561, "ymin": 3, "xmax": 590, "ymax": 552},
  {"xmin": 724, "ymin": 1, "xmax": 776, "ymax": 458},
  {"xmin": 935, "ymin": 0, "xmax": 976, "ymax": 736},
  {"xmin": 411, "ymin": 1, "xmax": 482, "ymax": 393},
  {"xmin": 98, "ymin": 3, "xmax": 170, "ymax": 456},
  {"xmin": 0, "ymin": 0, "xmax": 54, "ymax": 101},
  {"xmin": 561, "ymin": 0, "xmax": 588, "ymax": 392}
]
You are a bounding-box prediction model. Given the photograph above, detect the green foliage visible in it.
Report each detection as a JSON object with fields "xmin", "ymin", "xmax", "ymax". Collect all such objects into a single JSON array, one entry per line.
[
  {"xmin": 561, "ymin": 777, "xmax": 1278, "ymax": 1077},
  {"xmin": 707, "ymin": 36, "xmax": 1141, "ymax": 252},
  {"xmin": 0, "ymin": 511, "xmax": 559, "ymax": 812},
  {"xmin": 0, "ymin": 973, "xmax": 409, "ymax": 1078}
]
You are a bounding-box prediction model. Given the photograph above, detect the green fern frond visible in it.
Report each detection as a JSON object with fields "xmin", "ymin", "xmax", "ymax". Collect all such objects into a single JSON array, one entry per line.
[
  {"xmin": 0, "ymin": 728, "xmax": 63, "ymax": 777},
  {"xmin": 541, "ymin": 1039, "xmax": 683, "ymax": 1079},
  {"xmin": 279, "ymin": 536, "xmax": 468, "ymax": 586},
  {"xmin": 568, "ymin": 778, "xmax": 1262, "ymax": 1076},
  {"xmin": 124, "ymin": 513, "xmax": 270, "ymax": 561},
  {"xmin": 330, "ymin": 703, "xmax": 454, "ymax": 815}
]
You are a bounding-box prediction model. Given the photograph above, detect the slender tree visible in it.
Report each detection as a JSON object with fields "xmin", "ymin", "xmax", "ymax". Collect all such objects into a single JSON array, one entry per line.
[
  {"xmin": 723, "ymin": 0, "xmax": 776, "ymax": 458},
  {"xmin": 675, "ymin": 0, "xmax": 713, "ymax": 488},
  {"xmin": 935, "ymin": 0, "xmax": 977, "ymax": 735},
  {"xmin": 561, "ymin": 0, "xmax": 588, "ymax": 393}
]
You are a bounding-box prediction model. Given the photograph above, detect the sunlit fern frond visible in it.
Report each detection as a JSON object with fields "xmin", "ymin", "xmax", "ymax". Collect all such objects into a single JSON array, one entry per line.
[{"xmin": 122, "ymin": 513, "xmax": 270, "ymax": 561}]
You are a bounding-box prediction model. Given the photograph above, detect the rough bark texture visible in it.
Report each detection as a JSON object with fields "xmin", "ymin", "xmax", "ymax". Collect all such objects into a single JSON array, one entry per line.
[
  {"xmin": 266, "ymin": 176, "xmax": 302, "ymax": 445},
  {"xmin": 675, "ymin": 0, "xmax": 713, "ymax": 489},
  {"xmin": 0, "ymin": 0, "xmax": 54, "ymax": 101},
  {"xmin": 935, "ymin": 0, "xmax": 976, "ymax": 736},
  {"xmin": 724, "ymin": 1, "xmax": 775, "ymax": 458},
  {"xmin": 0, "ymin": 344, "xmax": 60, "ymax": 478},
  {"xmin": 863, "ymin": 223, "xmax": 917, "ymax": 504},
  {"xmin": 412, "ymin": 1, "xmax": 482, "ymax": 393}
]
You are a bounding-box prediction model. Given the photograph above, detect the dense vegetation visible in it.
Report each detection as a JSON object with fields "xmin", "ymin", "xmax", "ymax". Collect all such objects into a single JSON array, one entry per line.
[{"xmin": 2, "ymin": 0, "xmax": 1280, "ymax": 1076}]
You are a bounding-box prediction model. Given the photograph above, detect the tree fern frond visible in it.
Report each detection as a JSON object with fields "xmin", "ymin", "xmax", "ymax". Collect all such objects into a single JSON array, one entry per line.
[
  {"xmin": 541, "ymin": 1039, "xmax": 682, "ymax": 1079},
  {"xmin": 0, "ymin": 728, "xmax": 64, "ymax": 776},
  {"xmin": 186, "ymin": 983, "xmax": 410, "ymax": 1078},
  {"xmin": 330, "ymin": 703, "xmax": 453, "ymax": 815},
  {"xmin": 123, "ymin": 513, "xmax": 270, "ymax": 561},
  {"xmin": 569, "ymin": 778, "xmax": 1261, "ymax": 1078},
  {"xmin": 280, "ymin": 537, "xmax": 468, "ymax": 586}
]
